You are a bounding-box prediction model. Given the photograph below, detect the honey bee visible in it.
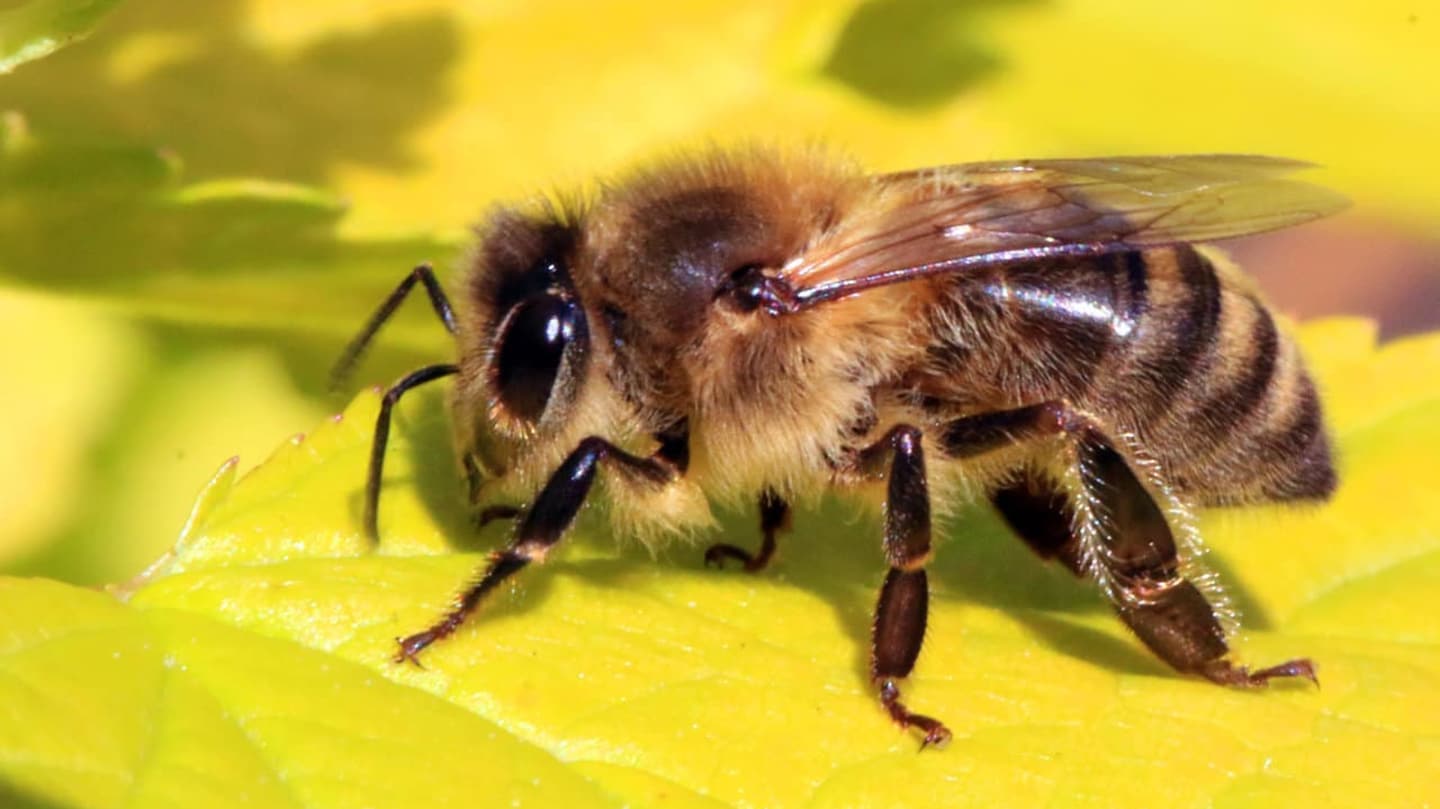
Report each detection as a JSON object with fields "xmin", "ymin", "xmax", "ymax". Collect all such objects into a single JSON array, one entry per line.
[{"xmin": 333, "ymin": 148, "xmax": 1345, "ymax": 747}]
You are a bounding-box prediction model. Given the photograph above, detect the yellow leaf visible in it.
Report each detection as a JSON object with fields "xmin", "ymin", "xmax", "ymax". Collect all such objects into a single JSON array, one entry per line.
[
  {"xmin": 5, "ymin": 319, "xmax": 1437, "ymax": 808},
  {"xmin": 0, "ymin": 578, "xmax": 619, "ymax": 808}
]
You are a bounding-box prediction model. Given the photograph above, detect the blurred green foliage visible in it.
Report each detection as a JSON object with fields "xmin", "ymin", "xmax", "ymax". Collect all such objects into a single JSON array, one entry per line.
[
  {"xmin": 1, "ymin": 1, "xmax": 1439, "ymax": 807},
  {"xmin": 4, "ymin": 0, "xmax": 1438, "ymax": 585},
  {"xmin": 0, "ymin": 0, "xmax": 121, "ymax": 73}
]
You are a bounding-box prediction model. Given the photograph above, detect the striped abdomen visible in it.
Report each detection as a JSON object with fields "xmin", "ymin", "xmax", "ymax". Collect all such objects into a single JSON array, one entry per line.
[{"xmin": 917, "ymin": 245, "xmax": 1335, "ymax": 505}]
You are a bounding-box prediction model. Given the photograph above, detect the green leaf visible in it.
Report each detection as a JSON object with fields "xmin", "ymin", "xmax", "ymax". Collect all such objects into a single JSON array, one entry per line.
[
  {"xmin": 0, "ymin": 0, "xmax": 122, "ymax": 73},
  {"xmin": 0, "ymin": 116, "xmax": 458, "ymax": 350},
  {"xmin": 0, "ymin": 578, "xmax": 619, "ymax": 808},
  {"xmin": 4, "ymin": 319, "xmax": 1439, "ymax": 807},
  {"xmin": 0, "ymin": 118, "xmax": 454, "ymax": 586},
  {"xmin": 1, "ymin": 0, "xmax": 1436, "ymax": 240}
]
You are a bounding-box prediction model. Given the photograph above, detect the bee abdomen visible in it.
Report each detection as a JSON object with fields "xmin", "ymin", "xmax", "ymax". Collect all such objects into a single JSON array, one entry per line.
[
  {"xmin": 1100, "ymin": 246, "xmax": 1225, "ymax": 422},
  {"xmin": 1161, "ymin": 287, "xmax": 1335, "ymax": 505},
  {"xmin": 1188, "ymin": 293, "xmax": 1280, "ymax": 438},
  {"xmin": 1250, "ymin": 374, "xmax": 1335, "ymax": 499},
  {"xmin": 915, "ymin": 245, "xmax": 1335, "ymax": 506},
  {"xmin": 1066, "ymin": 246, "xmax": 1334, "ymax": 505}
]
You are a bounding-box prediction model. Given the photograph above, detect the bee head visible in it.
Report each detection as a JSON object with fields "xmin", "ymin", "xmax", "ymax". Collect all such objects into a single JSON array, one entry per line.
[
  {"xmin": 458, "ymin": 207, "xmax": 591, "ymax": 480},
  {"xmin": 455, "ymin": 148, "xmax": 857, "ymax": 489}
]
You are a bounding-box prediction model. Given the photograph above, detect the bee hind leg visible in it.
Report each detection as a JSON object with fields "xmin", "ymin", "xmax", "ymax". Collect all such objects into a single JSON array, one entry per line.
[
  {"xmin": 704, "ymin": 488, "xmax": 788, "ymax": 572},
  {"xmin": 940, "ymin": 403, "xmax": 1316, "ymax": 688},
  {"xmin": 1073, "ymin": 434, "xmax": 1316, "ymax": 688}
]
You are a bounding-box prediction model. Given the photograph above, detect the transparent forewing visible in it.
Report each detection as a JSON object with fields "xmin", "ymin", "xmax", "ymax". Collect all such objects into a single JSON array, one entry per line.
[{"xmin": 783, "ymin": 155, "xmax": 1348, "ymax": 307}]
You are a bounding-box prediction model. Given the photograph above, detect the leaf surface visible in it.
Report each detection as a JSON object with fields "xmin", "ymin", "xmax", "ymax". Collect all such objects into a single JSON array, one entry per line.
[{"xmin": 4, "ymin": 320, "xmax": 1439, "ymax": 808}]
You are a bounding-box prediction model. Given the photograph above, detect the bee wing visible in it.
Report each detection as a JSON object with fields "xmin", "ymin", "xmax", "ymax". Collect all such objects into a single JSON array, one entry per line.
[{"xmin": 784, "ymin": 155, "xmax": 1348, "ymax": 308}]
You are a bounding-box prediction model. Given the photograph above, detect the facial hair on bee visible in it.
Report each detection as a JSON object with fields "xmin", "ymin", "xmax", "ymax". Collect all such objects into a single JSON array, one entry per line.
[{"xmin": 330, "ymin": 147, "xmax": 1342, "ymax": 747}]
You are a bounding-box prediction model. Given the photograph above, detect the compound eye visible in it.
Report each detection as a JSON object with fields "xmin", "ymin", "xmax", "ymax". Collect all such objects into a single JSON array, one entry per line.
[{"xmin": 493, "ymin": 294, "xmax": 583, "ymax": 424}]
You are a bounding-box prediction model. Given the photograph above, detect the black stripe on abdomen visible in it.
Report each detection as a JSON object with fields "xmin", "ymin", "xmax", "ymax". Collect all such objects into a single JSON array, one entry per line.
[
  {"xmin": 1126, "ymin": 247, "xmax": 1223, "ymax": 420},
  {"xmin": 1195, "ymin": 296, "xmax": 1280, "ymax": 438},
  {"xmin": 1168, "ymin": 248, "xmax": 1224, "ymax": 385},
  {"xmin": 1254, "ymin": 377, "xmax": 1336, "ymax": 500},
  {"xmin": 982, "ymin": 258, "xmax": 1125, "ymax": 398},
  {"xmin": 1118, "ymin": 250, "xmax": 1150, "ymax": 332}
]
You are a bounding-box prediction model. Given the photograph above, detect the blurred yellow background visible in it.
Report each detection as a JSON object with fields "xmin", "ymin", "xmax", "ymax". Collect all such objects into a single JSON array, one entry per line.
[
  {"xmin": 4, "ymin": 4, "xmax": 1440, "ymax": 808},
  {"xmin": 1, "ymin": 0, "xmax": 1436, "ymax": 584}
]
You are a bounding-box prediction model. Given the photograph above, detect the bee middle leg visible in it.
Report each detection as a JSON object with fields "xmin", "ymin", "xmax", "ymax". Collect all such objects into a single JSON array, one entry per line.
[
  {"xmin": 940, "ymin": 403, "xmax": 1316, "ymax": 687},
  {"xmin": 704, "ymin": 488, "xmax": 789, "ymax": 572},
  {"xmin": 394, "ymin": 434, "xmax": 685, "ymax": 665},
  {"xmin": 855, "ymin": 425, "xmax": 951, "ymax": 749},
  {"xmin": 990, "ymin": 472, "xmax": 1082, "ymax": 576}
]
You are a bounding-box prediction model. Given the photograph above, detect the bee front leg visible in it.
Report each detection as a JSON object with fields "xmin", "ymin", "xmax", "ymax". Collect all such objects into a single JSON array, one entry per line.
[
  {"xmin": 394, "ymin": 434, "xmax": 685, "ymax": 665},
  {"xmin": 856, "ymin": 425, "xmax": 951, "ymax": 749},
  {"xmin": 460, "ymin": 454, "xmax": 525, "ymax": 529},
  {"xmin": 331, "ymin": 264, "xmax": 458, "ymax": 390},
  {"xmin": 341, "ymin": 264, "xmax": 467, "ymax": 543},
  {"xmin": 365, "ymin": 363, "xmax": 460, "ymax": 541},
  {"xmin": 704, "ymin": 488, "xmax": 789, "ymax": 572},
  {"xmin": 473, "ymin": 504, "xmax": 523, "ymax": 528}
]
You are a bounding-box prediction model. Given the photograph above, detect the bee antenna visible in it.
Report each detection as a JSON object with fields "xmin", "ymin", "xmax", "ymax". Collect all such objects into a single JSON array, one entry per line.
[{"xmin": 329, "ymin": 263, "xmax": 457, "ymax": 392}]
